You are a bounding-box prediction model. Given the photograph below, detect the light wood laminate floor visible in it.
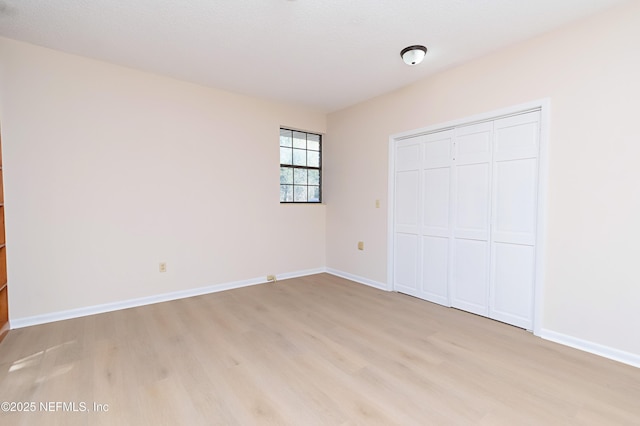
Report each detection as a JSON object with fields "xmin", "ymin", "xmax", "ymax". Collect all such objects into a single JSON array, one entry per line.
[{"xmin": 0, "ymin": 273, "xmax": 639, "ymax": 425}]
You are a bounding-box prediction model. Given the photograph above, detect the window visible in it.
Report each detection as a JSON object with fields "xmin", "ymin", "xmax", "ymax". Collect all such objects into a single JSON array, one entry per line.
[{"xmin": 279, "ymin": 128, "xmax": 321, "ymax": 203}]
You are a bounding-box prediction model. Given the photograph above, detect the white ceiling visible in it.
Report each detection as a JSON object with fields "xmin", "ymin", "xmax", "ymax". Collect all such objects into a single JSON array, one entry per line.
[{"xmin": 0, "ymin": 0, "xmax": 629, "ymax": 112}]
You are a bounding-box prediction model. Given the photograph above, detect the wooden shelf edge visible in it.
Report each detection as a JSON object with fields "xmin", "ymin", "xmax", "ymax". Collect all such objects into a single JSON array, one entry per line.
[{"xmin": 0, "ymin": 323, "xmax": 9, "ymax": 344}]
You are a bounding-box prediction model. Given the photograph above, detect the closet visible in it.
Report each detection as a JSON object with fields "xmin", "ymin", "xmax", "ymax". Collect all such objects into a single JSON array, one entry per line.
[{"xmin": 392, "ymin": 109, "xmax": 541, "ymax": 330}]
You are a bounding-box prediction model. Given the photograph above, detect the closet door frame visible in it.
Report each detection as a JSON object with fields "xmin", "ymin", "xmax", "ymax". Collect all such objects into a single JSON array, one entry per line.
[{"xmin": 387, "ymin": 99, "xmax": 550, "ymax": 335}]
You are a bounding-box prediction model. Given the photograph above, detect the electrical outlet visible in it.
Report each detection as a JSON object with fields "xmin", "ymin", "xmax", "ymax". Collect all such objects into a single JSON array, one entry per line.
[
  {"xmin": 358, "ymin": 241, "xmax": 364, "ymax": 251},
  {"xmin": 267, "ymin": 274, "xmax": 277, "ymax": 282},
  {"xmin": 375, "ymin": 199, "xmax": 380, "ymax": 208},
  {"xmin": 159, "ymin": 262, "xmax": 167, "ymax": 273}
]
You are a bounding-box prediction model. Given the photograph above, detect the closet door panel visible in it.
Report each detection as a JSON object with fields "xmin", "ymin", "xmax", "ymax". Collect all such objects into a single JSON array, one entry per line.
[
  {"xmin": 494, "ymin": 111, "xmax": 540, "ymax": 161},
  {"xmin": 456, "ymin": 163, "xmax": 490, "ymax": 238},
  {"xmin": 454, "ymin": 122, "xmax": 492, "ymax": 239},
  {"xmin": 423, "ymin": 167, "xmax": 450, "ymax": 237},
  {"xmin": 455, "ymin": 123, "xmax": 492, "ymax": 164},
  {"xmin": 396, "ymin": 142, "xmax": 421, "ymax": 170},
  {"xmin": 394, "ymin": 233, "xmax": 420, "ymax": 295},
  {"xmin": 493, "ymin": 158, "xmax": 537, "ymax": 245},
  {"xmin": 394, "ymin": 137, "xmax": 423, "ymax": 297},
  {"xmin": 395, "ymin": 170, "xmax": 420, "ymax": 234},
  {"xmin": 417, "ymin": 129, "xmax": 454, "ymax": 304},
  {"xmin": 490, "ymin": 242, "xmax": 535, "ymax": 329},
  {"xmin": 490, "ymin": 111, "xmax": 540, "ymax": 329},
  {"xmin": 452, "ymin": 238, "xmax": 489, "ymax": 316},
  {"xmin": 451, "ymin": 122, "xmax": 492, "ymax": 316},
  {"xmin": 454, "ymin": 163, "xmax": 490, "ymax": 240},
  {"xmin": 424, "ymin": 132, "xmax": 453, "ymax": 168},
  {"xmin": 421, "ymin": 236, "xmax": 449, "ymax": 305}
]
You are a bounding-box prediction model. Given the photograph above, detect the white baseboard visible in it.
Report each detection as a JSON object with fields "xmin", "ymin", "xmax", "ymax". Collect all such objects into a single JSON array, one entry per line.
[
  {"xmin": 539, "ymin": 329, "xmax": 640, "ymax": 369},
  {"xmin": 326, "ymin": 268, "xmax": 390, "ymax": 291},
  {"xmin": 10, "ymin": 268, "xmax": 324, "ymax": 329},
  {"xmin": 9, "ymin": 268, "xmax": 639, "ymax": 370},
  {"xmin": 275, "ymin": 267, "xmax": 327, "ymax": 281},
  {"xmin": 326, "ymin": 270, "xmax": 640, "ymax": 369}
]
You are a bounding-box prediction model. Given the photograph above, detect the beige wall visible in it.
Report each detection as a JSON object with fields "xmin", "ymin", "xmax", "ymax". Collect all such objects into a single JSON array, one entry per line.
[
  {"xmin": 326, "ymin": 1, "xmax": 640, "ymax": 357},
  {"xmin": 0, "ymin": 38, "xmax": 326, "ymax": 319}
]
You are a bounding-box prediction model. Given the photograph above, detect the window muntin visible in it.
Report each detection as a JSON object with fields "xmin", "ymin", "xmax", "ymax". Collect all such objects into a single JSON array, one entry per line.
[{"xmin": 280, "ymin": 128, "xmax": 321, "ymax": 203}]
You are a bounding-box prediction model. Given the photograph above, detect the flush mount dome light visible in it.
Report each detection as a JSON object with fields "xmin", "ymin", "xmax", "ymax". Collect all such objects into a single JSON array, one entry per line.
[{"xmin": 400, "ymin": 45, "xmax": 427, "ymax": 65}]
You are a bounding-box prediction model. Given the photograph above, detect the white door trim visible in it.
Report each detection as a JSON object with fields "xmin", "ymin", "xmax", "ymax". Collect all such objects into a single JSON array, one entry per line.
[{"xmin": 387, "ymin": 99, "xmax": 550, "ymax": 336}]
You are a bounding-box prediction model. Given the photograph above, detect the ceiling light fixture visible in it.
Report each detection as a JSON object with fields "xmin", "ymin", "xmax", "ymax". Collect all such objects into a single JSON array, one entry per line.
[{"xmin": 400, "ymin": 45, "xmax": 427, "ymax": 66}]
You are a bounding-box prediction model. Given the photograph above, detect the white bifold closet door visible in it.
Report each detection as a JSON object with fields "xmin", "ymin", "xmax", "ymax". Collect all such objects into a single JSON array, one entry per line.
[
  {"xmin": 451, "ymin": 121, "xmax": 493, "ymax": 317},
  {"xmin": 421, "ymin": 130, "xmax": 454, "ymax": 306},
  {"xmin": 489, "ymin": 112, "xmax": 540, "ymax": 329},
  {"xmin": 393, "ymin": 130, "xmax": 454, "ymax": 305},
  {"xmin": 393, "ymin": 110, "xmax": 540, "ymax": 330},
  {"xmin": 393, "ymin": 137, "xmax": 422, "ymax": 299}
]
